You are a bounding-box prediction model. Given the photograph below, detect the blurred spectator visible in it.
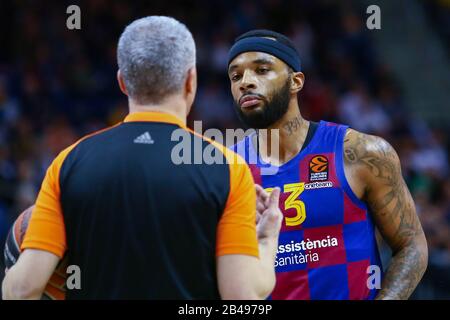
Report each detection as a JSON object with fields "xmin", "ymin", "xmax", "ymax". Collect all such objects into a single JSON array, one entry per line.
[
  {"xmin": 289, "ymin": 20, "xmax": 315, "ymax": 71},
  {"xmin": 338, "ymin": 83, "xmax": 392, "ymax": 135},
  {"xmin": 410, "ymin": 130, "xmax": 448, "ymax": 176}
]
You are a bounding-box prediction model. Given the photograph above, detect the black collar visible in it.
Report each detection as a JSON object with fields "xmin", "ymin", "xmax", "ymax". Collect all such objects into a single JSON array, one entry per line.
[{"xmin": 300, "ymin": 121, "xmax": 319, "ymax": 152}]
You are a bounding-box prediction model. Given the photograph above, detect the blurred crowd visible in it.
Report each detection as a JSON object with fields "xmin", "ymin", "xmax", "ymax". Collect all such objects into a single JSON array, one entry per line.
[
  {"xmin": 0, "ymin": 0, "xmax": 449, "ymax": 298},
  {"xmin": 423, "ymin": 0, "xmax": 450, "ymax": 50}
]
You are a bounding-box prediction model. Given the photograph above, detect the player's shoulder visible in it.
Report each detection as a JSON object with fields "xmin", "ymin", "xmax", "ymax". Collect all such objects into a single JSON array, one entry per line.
[
  {"xmin": 344, "ymin": 129, "xmax": 397, "ymax": 159},
  {"xmin": 343, "ymin": 128, "xmax": 401, "ymax": 178}
]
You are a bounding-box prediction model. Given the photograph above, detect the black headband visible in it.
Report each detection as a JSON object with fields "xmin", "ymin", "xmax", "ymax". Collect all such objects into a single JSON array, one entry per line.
[{"xmin": 227, "ymin": 37, "xmax": 301, "ymax": 72}]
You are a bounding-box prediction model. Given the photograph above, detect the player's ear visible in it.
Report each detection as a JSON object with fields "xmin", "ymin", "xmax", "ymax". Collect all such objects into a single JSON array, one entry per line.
[
  {"xmin": 117, "ymin": 70, "xmax": 128, "ymax": 96},
  {"xmin": 290, "ymin": 71, "xmax": 305, "ymax": 94}
]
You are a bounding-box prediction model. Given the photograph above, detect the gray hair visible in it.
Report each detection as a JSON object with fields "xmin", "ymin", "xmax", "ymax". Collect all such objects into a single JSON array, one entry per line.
[{"xmin": 117, "ymin": 16, "xmax": 196, "ymax": 104}]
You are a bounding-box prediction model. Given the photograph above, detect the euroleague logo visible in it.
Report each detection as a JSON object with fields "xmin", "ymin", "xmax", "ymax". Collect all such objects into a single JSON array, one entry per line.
[{"xmin": 309, "ymin": 155, "xmax": 329, "ymax": 182}]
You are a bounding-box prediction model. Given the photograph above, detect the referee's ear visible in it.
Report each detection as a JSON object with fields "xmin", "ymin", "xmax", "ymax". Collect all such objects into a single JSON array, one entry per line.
[
  {"xmin": 185, "ymin": 67, "xmax": 197, "ymax": 114},
  {"xmin": 117, "ymin": 70, "xmax": 128, "ymax": 96}
]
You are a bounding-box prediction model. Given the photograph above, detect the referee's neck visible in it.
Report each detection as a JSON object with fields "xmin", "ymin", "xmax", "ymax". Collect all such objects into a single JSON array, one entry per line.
[{"xmin": 128, "ymin": 96, "xmax": 188, "ymax": 125}]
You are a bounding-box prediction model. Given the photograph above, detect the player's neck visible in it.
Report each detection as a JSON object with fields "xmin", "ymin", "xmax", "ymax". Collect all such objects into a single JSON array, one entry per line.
[
  {"xmin": 255, "ymin": 101, "xmax": 309, "ymax": 166},
  {"xmin": 128, "ymin": 95, "xmax": 188, "ymax": 125}
]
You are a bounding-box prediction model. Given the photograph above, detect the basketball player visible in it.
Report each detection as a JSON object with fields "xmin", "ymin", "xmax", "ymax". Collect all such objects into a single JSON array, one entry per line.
[
  {"xmin": 228, "ymin": 30, "xmax": 428, "ymax": 300},
  {"xmin": 2, "ymin": 18, "xmax": 283, "ymax": 300}
]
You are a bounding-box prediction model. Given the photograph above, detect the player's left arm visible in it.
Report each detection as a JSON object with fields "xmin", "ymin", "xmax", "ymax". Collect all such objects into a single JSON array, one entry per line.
[
  {"xmin": 344, "ymin": 129, "xmax": 428, "ymax": 300},
  {"xmin": 2, "ymin": 249, "xmax": 60, "ymax": 299}
]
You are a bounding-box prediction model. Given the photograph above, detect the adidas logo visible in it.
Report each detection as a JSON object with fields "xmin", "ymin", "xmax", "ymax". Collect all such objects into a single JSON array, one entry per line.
[{"xmin": 134, "ymin": 132, "xmax": 154, "ymax": 144}]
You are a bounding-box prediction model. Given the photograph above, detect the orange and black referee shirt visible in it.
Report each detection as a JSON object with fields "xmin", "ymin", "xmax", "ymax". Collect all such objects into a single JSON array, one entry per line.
[{"xmin": 21, "ymin": 112, "xmax": 258, "ymax": 299}]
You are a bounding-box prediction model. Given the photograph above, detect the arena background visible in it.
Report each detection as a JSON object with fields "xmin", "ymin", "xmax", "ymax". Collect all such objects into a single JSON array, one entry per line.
[{"xmin": 0, "ymin": 0, "xmax": 449, "ymax": 299}]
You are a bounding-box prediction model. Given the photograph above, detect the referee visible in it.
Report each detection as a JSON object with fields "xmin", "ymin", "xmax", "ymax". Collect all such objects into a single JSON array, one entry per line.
[{"xmin": 2, "ymin": 16, "xmax": 282, "ymax": 300}]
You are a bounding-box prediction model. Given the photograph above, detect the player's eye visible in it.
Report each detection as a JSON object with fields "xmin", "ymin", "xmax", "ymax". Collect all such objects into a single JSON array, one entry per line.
[
  {"xmin": 231, "ymin": 74, "xmax": 241, "ymax": 82},
  {"xmin": 257, "ymin": 67, "xmax": 269, "ymax": 74}
]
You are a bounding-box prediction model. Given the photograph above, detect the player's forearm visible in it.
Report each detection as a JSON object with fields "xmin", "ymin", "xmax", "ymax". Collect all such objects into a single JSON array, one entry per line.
[{"xmin": 376, "ymin": 239, "xmax": 428, "ymax": 300}]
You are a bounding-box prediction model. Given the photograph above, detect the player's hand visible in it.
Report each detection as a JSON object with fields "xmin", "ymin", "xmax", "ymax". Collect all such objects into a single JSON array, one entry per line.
[
  {"xmin": 255, "ymin": 184, "xmax": 269, "ymax": 223},
  {"xmin": 256, "ymin": 186, "xmax": 283, "ymax": 240}
]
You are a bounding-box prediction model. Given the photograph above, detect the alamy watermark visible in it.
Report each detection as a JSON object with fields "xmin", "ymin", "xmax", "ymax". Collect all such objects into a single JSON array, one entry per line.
[
  {"xmin": 65, "ymin": 5, "xmax": 380, "ymax": 32},
  {"xmin": 170, "ymin": 121, "xmax": 281, "ymax": 175},
  {"xmin": 66, "ymin": 264, "xmax": 81, "ymax": 290},
  {"xmin": 66, "ymin": 5, "xmax": 81, "ymax": 30},
  {"xmin": 367, "ymin": 265, "xmax": 382, "ymax": 290},
  {"xmin": 366, "ymin": 5, "xmax": 381, "ymax": 30},
  {"xmin": 63, "ymin": 262, "xmax": 381, "ymax": 292}
]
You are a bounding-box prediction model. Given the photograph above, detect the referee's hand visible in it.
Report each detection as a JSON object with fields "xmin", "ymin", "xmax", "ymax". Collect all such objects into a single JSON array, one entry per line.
[{"xmin": 255, "ymin": 185, "xmax": 283, "ymax": 240}]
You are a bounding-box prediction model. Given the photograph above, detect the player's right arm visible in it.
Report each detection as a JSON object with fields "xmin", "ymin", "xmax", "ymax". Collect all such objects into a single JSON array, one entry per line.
[{"xmin": 216, "ymin": 154, "xmax": 282, "ymax": 300}]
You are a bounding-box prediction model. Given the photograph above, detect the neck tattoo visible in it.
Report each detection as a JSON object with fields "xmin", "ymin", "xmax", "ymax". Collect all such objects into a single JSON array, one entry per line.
[{"xmin": 283, "ymin": 115, "xmax": 303, "ymax": 136}]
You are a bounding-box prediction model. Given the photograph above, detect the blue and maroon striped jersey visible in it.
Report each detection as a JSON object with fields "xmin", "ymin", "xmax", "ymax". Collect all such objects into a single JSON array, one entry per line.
[{"xmin": 232, "ymin": 121, "xmax": 383, "ymax": 300}]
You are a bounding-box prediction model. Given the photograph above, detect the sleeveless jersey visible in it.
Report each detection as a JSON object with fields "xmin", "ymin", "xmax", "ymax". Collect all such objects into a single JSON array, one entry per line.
[{"xmin": 232, "ymin": 121, "xmax": 383, "ymax": 300}]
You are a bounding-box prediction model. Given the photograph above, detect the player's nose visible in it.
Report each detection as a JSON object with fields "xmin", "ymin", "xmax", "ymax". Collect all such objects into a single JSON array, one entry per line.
[{"xmin": 240, "ymin": 70, "xmax": 257, "ymax": 91}]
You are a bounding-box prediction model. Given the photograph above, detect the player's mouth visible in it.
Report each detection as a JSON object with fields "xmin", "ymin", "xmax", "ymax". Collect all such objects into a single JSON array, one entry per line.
[{"xmin": 239, "ymin": 94, "xmax": 263, "ymax": 109}]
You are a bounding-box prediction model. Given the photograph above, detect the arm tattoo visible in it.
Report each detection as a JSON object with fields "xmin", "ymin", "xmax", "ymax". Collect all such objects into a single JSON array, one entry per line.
[{"xmin": 344, "ymin": 131, "xmax": 428, "ymax": 300}]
